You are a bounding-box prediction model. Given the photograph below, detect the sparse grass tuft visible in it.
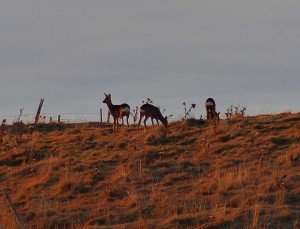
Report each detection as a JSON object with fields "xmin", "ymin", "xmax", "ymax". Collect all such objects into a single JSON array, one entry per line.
[
  {"xmin": 219, "ymin": 134, "xmax": 231, "ymax": 143},
  {"xmin": 271, "ymin": 137, "xmax": 293, "ymax": 146},
  {"xmin": 185, "ymin": 118, "xmax": 206, "ymax": 126}
]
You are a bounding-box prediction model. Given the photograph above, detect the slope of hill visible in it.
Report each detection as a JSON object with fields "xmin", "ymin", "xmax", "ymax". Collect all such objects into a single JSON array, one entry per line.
[{"xmin": 0, "ymin": 113, "xmax": 300, "ymax": 228}]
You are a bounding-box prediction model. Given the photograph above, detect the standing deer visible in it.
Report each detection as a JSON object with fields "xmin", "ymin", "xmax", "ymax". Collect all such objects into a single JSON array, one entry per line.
[
  {"xmin": 138, "ymin": 103, "xmax": 168, "ymax": 130},
  {"xmin": 103, "ymin": 93, "xmax": 130, "ymax": 130},
  {"xmin": 205, "ymin": 98, "xmax": 220, "ymax": 125}
]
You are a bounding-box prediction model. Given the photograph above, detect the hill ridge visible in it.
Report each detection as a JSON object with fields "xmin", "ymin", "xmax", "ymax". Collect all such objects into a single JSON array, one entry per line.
[{"xmin": 0, "ymin": 113, "xmax": 300, "ymax": 228}]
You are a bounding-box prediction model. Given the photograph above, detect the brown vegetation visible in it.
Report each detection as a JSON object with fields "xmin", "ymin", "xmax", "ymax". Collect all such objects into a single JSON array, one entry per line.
[{"xmin": 1, "ymin": 113, "xmax": 300, "ymax": 228}]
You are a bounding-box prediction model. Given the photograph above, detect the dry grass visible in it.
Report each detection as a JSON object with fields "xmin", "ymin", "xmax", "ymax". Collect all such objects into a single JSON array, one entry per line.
[{"xmin": 0, "ymin": 113, "xmax": 300, "ymax": 228}]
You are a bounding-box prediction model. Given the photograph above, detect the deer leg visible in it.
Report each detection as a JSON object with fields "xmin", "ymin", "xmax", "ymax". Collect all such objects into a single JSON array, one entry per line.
[
  {"xmin": 156, "ymin": 119, "xmax": 159, "ymax": 126},
  {"xmin": 116, "ymin": 117, "xmax": 119, "ymax": 130},
  {"xmin": 138, "ymin": 114, "xmax": 144, "ymax": 130},
  {"xmin": 126, "ymin": 114, "xmax": 129, "ymax": 127},
  {"xmin": 151, "ymin": 118, "xmax": 154, "ymax": 128},
  {"xmin": 121, "ymin": 117, "xmax": 124, "ymax": 125},
  {"xmin": 112, "ymin": 118, "xmax": 116, "ymax": 131},
  {"xmin": 144, "ymin": 116, "xmax": 149, "ymax": 128},
  {"xmin": 206, "ymin": 113, "xmax": 209, "ymax": 125},
  {"xmin": 208, "ymin": 113, "xmax": 212, "ymax": 125},
  {"xmin": 213, "ymin": 115, "xmax": 217, "ymax": 126}
]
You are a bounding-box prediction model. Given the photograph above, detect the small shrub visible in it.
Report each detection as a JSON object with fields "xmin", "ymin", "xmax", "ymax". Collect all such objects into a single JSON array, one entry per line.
[
  {"xmin": 186, "ymin": 118, "xmax": 206, "ymax": 126},
  {"xmin": 183, "ymin": 102, "xmax": 196, "ymax": 119},
  {"xmin": 147, "ymin": 135, "xmax": 173, "ymax": 145}
]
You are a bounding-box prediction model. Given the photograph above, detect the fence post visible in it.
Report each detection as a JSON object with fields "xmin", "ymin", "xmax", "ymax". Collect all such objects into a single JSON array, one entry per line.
[
  {"xmin": 100, "ymin": 109, "xmax": 103, "ymax": 123},
  {"xmin": 107, "ymin": 111, "xmax": 110, "ymax": 123},
  {"xmin": 58, "ymin": 115, "xmax": 61, "ymax": 123},
  {"xmin": 34, "ymin": 98, "xmax": 44, "ymax": 124},
  {"xmin": 2, "ymin": 189, "xmax": 26, "ymax": 229}
]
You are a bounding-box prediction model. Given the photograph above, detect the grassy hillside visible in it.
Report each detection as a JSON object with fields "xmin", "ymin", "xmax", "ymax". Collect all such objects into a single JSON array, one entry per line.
[{"xmin": 1, "ymin": 113, "xmax": 300, "ymax": 228}]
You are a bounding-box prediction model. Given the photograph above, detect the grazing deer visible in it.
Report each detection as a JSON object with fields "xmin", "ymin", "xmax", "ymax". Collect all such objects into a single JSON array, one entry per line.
[
  {"xmin": 205, "ymin": 98, "xmax": 220, "ymax": 125},
  {"xmin": 103, "ymin": 93, "xmax": 130, "ymax": 130},
  {"xmin": 138, "ymin": 103, "xmax": 168, "ymax": 130}
]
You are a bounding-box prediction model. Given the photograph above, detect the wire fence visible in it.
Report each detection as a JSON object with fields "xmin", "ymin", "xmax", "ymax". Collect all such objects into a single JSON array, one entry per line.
[
  {"xmin": 1, "ymin": 107, "xmax": 182, "ymax": 125},
  {"xmin": 1, "ymin": 109, "xmax": 111, "ymax": 125}
]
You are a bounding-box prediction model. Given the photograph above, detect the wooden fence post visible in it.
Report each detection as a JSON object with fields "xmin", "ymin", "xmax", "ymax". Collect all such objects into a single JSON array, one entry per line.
[
  {"xmin": 34, "ymin": 98, "xmax": 44, "ymax": 124},
  {"xmin": 100, "ymin": 109, "xmax": 103, "ymax": 123},
  {"xmin": 2, "ymin": 189, "xmax": 26, "ymax": 229},
  {"xmin": 58, "ymin": 115, "xmax": 61, "ymax": 123},
  {"xmin": 107, "ymin": 111, "xmax": 110, "ymax": 123}
]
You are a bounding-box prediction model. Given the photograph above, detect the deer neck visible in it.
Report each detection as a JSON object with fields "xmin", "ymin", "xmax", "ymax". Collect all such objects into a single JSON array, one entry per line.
[
  {"xmin": 157, "ymin": 113, "xmax": 166, "ymax": 123},
  {"xmin": 106, "ymin": 102, "xmax": 114, "ymax": 111}
]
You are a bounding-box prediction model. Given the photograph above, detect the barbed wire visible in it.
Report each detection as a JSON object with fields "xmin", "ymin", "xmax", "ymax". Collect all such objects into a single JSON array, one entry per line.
[{"xmin": 0, "ymin": 111, "xmax": 106, "ymax": 124}]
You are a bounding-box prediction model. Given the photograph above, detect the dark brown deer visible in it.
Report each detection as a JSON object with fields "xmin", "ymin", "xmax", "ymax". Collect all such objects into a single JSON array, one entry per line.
[
  {"xmin": 205, "ymin": 98, "xmax": 220, "ymax": 125},
  {"xmin": 138, "ymin": 103, "xmax": 168, "ymax": 130},
  {"xmin": 103, "ymin": 93, "xmax": 130, "ymax": 130}
]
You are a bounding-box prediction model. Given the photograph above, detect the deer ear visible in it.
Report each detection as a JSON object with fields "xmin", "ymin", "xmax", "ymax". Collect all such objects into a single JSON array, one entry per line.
[
  {"xmin": 104, "ymin": 93, "xmax": 107, "ymax": 97},
  {"xmin": 108, "ymin": 94, "xmax": 111, "ymax": 97}
]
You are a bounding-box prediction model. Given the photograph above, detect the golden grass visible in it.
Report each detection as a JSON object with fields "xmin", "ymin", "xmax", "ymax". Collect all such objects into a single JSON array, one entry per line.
[{"xmin": 0, "ymin": 113, "xmax": 300, "ymax": 228}]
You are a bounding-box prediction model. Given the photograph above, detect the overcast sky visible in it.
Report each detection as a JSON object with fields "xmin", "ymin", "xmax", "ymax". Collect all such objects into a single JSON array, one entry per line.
[{"xmin": 1, "ymin": 1, "xmax": 299, "ymax": 123}]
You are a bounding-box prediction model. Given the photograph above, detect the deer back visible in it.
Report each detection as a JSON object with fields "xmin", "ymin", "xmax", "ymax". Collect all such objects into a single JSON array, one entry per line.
[
  {"xmin": 140, "ymin": 104, "xmax": 162, "ymax": 118},
  {"xmin": 103, "ymin": 93, "xmax": 130, "ymax": 118},
  {"xmin": 140, "ymin": 103, "xmax": 168, "ymax": 127},
  {"xmin": 205, "ymin": 98, "xmax": 216, "ymax": 112}
]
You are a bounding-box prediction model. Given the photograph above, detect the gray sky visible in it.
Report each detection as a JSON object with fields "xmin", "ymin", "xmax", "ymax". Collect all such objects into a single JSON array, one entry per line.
[{"xmin": 1, "ymin": 1, "xmax": 300, "ymax": 123}]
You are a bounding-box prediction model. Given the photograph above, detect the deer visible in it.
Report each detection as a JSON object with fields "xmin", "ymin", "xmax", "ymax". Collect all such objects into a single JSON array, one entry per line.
[
  {"xmin": 205, "ymin": 98, "xmax": 220, "ymax": 125},
  {"xmin": 138, "ymin": 103, "xmax": 168, "ymax": 130},
  {"xmin": 103, "ymin": 93, "xmax": 130, "ymax": 130}
]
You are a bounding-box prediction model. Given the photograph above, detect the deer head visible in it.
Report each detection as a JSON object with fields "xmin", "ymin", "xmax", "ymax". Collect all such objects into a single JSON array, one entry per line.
[
  {"xmin": 103, "ymin": 93, "xmax": 112, "ymax": 104},
  {"xmin": 161, "ymin": 116, "xmax": 168, "ymax": 128}
]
